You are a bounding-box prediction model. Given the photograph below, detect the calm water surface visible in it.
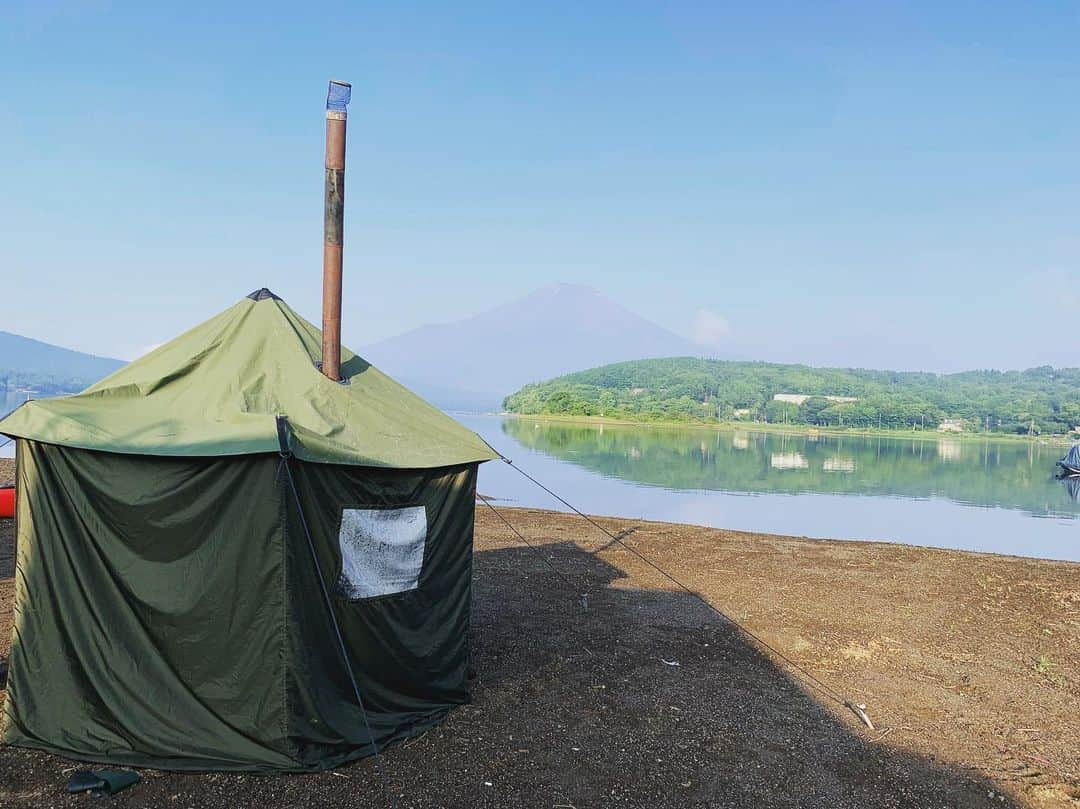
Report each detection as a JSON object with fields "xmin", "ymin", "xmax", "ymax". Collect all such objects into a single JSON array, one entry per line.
[
  {"xmin": 2, "ymin": 401, "xmax": 1076, "ymax": 561},
  {"xmin": 463, "ymin": 415, "xmax": 1079, "ymax": 562},
  {"xmin": 0, "ymin": 391, "xmax": 29, "ymax": 456}
]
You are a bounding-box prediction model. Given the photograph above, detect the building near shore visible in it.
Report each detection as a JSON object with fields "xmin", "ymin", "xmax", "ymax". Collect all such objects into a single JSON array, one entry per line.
[
  {"xmin": 773, "ymin": 393, "xmax": 858, "ymax": 405},
  {"xmin": 938, "ymin": 419, "xmax": 965, "ymax": 433}
]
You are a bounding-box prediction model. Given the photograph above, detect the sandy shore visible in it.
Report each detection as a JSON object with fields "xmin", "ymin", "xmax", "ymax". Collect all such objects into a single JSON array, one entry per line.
[{"xmin": 0, "ymin": 457, "xmax": 1077, "ymax": 807}]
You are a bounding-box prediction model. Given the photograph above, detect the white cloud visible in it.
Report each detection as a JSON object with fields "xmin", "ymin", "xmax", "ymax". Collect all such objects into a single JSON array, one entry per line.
[
  {"xmin": 693, "ymin": 309, "xmax": 730, "ymax": 349},
  {"xmin": 124, "ymin": 342, "xmax": 163, "ymax": 361}
]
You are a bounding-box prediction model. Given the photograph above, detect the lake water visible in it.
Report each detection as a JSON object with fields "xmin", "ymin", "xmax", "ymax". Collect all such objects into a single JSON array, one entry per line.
[
  {"xmin": 2, "ymin": 400, "xmax": 1076, "ymax": 561},
  {"xmin": 0, "ymin": 391, "xmax": 30, "ymax": 457},
  {"xmin": 463, "ymin": 414, "xmax": 1079, "ymax": 563}
]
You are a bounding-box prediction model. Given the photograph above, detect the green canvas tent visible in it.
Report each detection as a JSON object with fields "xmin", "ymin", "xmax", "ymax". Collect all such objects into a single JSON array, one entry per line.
[{"xmin": 0, "ymin": 289, "xmax": 499, "ymax": 771}]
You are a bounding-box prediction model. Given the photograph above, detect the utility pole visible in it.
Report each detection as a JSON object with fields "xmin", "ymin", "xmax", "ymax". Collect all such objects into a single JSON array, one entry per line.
[{"xmin": 322, "ymin": 80, "xmax": 351, "ymax": 381}]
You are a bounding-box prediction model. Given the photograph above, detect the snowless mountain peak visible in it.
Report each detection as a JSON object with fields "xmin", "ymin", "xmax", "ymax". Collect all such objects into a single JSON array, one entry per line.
[{"xmin": 362, "ymin": 285, "xmax": 705, "ymax": 410}]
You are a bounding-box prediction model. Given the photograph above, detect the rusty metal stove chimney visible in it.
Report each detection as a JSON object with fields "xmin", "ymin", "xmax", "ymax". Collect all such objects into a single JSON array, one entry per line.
[{"xmin": 322, "ymin": 79, "xmax": 351, "ymax": 381}]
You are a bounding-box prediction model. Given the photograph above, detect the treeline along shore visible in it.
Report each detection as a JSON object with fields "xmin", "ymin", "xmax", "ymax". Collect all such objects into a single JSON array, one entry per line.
[{"xmin": 504, "ymin": 357, "xmax": 1080, "ymax": 438}]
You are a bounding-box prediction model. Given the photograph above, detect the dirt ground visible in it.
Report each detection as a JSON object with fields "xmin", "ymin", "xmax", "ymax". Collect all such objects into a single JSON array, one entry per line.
[{"xmin": 0, "ymin": 457, "xmax": 1076, "ymax": 808}]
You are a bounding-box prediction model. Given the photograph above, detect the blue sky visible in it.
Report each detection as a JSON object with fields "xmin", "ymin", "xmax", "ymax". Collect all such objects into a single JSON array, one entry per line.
[{"xmin": 2, "ymin": 1, "xmax": 1078, "ymax": 371}]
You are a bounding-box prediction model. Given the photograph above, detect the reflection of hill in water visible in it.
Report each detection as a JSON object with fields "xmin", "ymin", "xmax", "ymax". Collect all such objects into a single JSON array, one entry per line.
[
  {"xmin": 502, "ymin": 420, "xmax": 1080, "ymax": 519},
  {"xmin": 1, "ymin": 391, "xmax": 32, "ymax": 419}
]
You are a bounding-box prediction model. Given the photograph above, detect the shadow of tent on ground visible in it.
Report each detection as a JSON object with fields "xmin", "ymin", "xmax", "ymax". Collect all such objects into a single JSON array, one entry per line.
[{"xmin": 458, "ymin": 539, "xmax": 1022, "ymax": 808}]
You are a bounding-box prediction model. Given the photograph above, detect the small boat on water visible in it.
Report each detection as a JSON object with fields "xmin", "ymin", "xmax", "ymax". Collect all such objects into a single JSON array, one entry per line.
[
  {"xmin": 1058, "ymin": 443, "xmax": 1080, "ymax": 476},
  {"xmin": 0, "ymin": 485, "xmax": 13, "ymax": 519}
]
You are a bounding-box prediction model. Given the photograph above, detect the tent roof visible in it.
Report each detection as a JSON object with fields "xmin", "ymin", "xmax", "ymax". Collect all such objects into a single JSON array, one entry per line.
[{"xmin": 0, "ymin": 290, "xmax": 499, "ymax": 469}]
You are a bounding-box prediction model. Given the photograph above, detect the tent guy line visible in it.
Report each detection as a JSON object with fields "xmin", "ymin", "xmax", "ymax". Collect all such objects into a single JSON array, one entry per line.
[
  {"xmin": 495, "ymin": 454, "xmax": 876, "ymax": 731},
  {"xmin": 476, "ymin": 493, "xmax": 595, "ymax": 653}
]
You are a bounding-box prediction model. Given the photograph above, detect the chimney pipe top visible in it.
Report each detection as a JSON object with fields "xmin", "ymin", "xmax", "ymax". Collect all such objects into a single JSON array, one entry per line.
[{"xmin": 326, "ymin": 80, "xmax": 352, "ymax": 116}]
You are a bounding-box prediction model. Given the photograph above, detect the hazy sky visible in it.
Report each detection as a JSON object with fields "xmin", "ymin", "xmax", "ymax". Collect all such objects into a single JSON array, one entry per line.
[{"xmin": 2, "ymin": 1, "xmax": 1078, "ymax": 371}]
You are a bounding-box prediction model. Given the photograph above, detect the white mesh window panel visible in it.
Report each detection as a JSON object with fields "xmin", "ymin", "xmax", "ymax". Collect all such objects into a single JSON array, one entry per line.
[{"xmin": 336, "ymin": 506, "xmax": 428, "ymax": 599}]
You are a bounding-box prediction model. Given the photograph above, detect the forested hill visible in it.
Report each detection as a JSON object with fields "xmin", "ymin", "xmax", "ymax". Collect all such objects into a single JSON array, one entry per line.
[{"xmin": 503, "ymin": 358, "xmax": 1080, "ymax": 436}]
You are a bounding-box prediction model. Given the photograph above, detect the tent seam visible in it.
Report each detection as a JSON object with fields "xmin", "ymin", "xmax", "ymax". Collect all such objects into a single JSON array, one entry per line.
[{"xmin": 277, "ymin": 459, "xmax": 293, "ymax": 760}]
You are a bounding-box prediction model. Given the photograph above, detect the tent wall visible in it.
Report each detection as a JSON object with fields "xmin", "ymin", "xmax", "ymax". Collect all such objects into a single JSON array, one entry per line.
[
  {"xmin": 2, "ymin": 442, "xmax": 296, "ymax": 770},
  {"xmin": 2, "ymin": 442, "xmax": 480, "ymax": 772},
  {"xmin": 283, "ymin": 461, "xmax": 478, "ymax": 769}
]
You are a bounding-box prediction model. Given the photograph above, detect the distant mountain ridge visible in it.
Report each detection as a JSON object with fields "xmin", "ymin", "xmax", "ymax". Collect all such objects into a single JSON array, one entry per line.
[
  {"xmin": 0, "ymin": 330, "xmax": 124, "ymax": 393},
  {"xmin": 1, "ymin": 284, "xmax": 701, "ymax": 408},
  {"xmin": 362, "ymin": 284, "xmax": 705, "ymax": 410}
]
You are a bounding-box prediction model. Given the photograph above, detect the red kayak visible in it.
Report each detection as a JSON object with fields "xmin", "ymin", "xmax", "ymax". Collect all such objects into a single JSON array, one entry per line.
[{"xmin": 0, "ymin": 486, "xmax": 13, "ymax": 519}]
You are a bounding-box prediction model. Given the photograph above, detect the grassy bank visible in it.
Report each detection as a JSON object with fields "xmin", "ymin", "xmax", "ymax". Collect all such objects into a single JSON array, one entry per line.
[{"xmin": 499, "ymin": 411, "xmax": 1075, "ymax": 446}]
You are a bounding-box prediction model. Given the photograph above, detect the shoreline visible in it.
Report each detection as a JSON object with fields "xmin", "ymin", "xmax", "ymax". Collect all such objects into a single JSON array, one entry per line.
[
  {"xmin": 495, "ymin": 410, "xmax": 1075, "ymax": 445},
  {"xmin": 486, "ymin": 502, "xmax": 1080, "ymax": 566}
]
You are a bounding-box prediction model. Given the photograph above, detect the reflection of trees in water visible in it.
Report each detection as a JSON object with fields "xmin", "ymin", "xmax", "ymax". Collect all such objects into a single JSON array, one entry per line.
[
  {"xmin": 501, "ymin": 420, "xmax": 1080, "ymax": 518},
  {"xmin": 1063, "ymin": 476, "xmax": 1080, "ymax": 502}
]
